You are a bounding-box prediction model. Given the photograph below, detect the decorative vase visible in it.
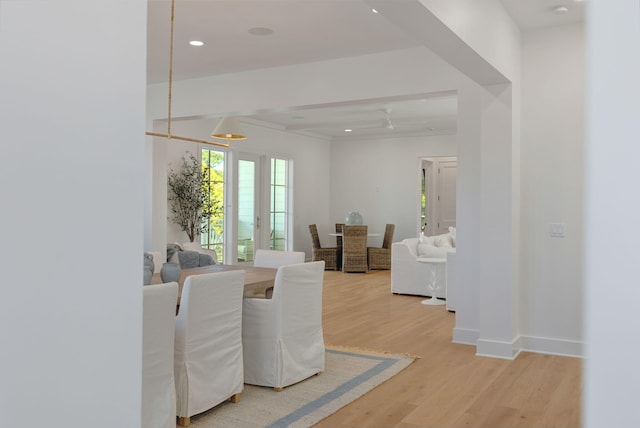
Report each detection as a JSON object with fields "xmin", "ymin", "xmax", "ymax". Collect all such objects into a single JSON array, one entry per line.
[
  {"xmin": 161, "ymin": 262, "xmax": 181, "ymax": 283},
  {"xmin": 345, "ymin": 211, "xmax": 363, "ymax": 225},
  {"xmin": 143, "ymin": 266, "xmax": 153, "ymax": 286},
  {"xmin": 143, "ymin": 252, "xmax": 155, "ymax": 274}
]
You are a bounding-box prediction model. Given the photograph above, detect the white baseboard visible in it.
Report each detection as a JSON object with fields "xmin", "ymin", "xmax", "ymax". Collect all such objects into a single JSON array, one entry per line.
[
  {"xmin": 452, "ymin": 327, "xmax": 479, "ymax": 346},
  {"xmin": 454, "ymin": 329, "xmax": 585, "ymax": 360},
  {"xmin": 519, "ymin": 335, "xmax": 584, "ymax": 358},
  {"xmin": 476, "ymin": 336, "xmax": 522, "ymax": 360}
]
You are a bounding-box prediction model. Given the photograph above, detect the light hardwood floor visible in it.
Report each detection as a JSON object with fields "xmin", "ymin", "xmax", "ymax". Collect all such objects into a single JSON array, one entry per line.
[{"xmin": 316, "ymin": 270, "xmax": 582, "ymax": 428}]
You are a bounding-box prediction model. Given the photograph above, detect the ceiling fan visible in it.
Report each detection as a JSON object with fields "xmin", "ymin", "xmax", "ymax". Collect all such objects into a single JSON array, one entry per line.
[{"xmin": 351, "ymin": 108, "xmax": 432, "ymax": 132}]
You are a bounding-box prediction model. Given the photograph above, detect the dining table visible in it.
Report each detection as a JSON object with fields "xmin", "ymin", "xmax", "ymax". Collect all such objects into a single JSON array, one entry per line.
[
  {"xmin": 151, "ymin": 264, "xmax": 277, "ymax": 305},
  {"xmin": 328, "ymin": 232, "xmax": 381, "ymax": 237}
]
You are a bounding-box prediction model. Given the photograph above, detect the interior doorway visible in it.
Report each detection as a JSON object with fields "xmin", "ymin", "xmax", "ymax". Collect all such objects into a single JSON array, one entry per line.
[{"xmin": 421, "ymin": 157, "xmax": 457, "ymax": 236}]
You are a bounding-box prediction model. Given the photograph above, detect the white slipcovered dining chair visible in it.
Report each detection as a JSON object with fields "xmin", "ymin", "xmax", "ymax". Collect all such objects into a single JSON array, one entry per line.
[
  {"xmin": 253, "ymin": 249, "xmax": 305, "ymax": 268},
  {"xmin": 174, "ymin": 271, "xmax": 245, "ymax": 426},
  {"xmin": 254, "ymin": 249, "xmax": 306, "ymax": 299},
  {"xmin": 142, "ymin": 282, "xmax": 179, "ymax": 428},
  {"xmin": 242, "ymin": 261, "xmax": 325, "ymax": 390}
]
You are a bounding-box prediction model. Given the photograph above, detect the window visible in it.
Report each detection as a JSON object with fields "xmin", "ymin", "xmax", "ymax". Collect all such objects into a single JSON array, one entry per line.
[
  {"xmin": 201, "ymin": 149, "xmax": 225, "ymax": 260},
  {"xmin": 269, "ymin": 158, "xmax": 288, "ymax": 250}
]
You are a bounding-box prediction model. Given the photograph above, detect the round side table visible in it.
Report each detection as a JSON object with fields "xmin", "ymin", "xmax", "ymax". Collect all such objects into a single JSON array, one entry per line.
[{"xmin": 416, "ymin": 257, "xmax": 447, "ymax": 306}]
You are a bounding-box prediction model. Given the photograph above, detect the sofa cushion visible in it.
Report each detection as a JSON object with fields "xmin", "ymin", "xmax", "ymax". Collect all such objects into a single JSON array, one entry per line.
[
  {"xmin": 433, "ymin": 234, "xmax": 453, "ymax": 248},
  {"xmin": 417, "ymin": 244, "xmax": 449, "ymax": 258},
  {"xmin": 449, "ymin": 227, "xmax": 457, "ymax": 246},
  {"xmin": 181, "ymin": 241, "xmax": 203, "ymax": 252}
]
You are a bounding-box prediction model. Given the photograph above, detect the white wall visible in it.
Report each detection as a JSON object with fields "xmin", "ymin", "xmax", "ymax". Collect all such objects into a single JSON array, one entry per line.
[
  {"xmin": 330, "ymin": 134, "xmax": 456, "ymax": 244},
  {"xmin": 585, "ymin": 1, "xmax": 640, "ymax": 426},
  {"xmin": 520, "ymin": 24, "xmax": 585, "ymax": 356},
  {"xmin": 0, "ymin": 1, "xmax": 145, "ymax": 425}
]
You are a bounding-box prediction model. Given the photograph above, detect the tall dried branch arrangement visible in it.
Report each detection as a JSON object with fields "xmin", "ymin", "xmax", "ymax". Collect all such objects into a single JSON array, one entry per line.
[{"xmin": 167, "ymin": 152, "xmax": 217, "ymax": 242}]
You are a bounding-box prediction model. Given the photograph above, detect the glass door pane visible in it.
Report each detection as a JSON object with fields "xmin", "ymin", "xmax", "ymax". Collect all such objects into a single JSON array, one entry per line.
[
  {"xmin": 270, "ymin": 158, "xmax": 288, "ymax": 250},
  {"xmin": 237, "ymin": 156, "xmax": 260, "ymax": 263},
  {"xmin": 201, "ymin": 148, "xmax": 225, "ymax": 260}
]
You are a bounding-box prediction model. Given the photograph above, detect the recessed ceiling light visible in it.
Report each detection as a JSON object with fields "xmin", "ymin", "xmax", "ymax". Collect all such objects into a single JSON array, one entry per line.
[
  {"xmin": 552, "ymin": 6, "xmax": 569, "ymax": 14},
  {"xmin": 248, "ymin": 27, "xmax": 274, "ymax": 36},
  {"xmin": 371, "ymin": 8, "xmax": 378, "ymax": 14},
  {"xmin": 344, "ymin": 129, "xmax": 352, "ymax": 133},
  {"xmin": 189, "ymin": 40, "xmax": 204, "ymax": 46}
]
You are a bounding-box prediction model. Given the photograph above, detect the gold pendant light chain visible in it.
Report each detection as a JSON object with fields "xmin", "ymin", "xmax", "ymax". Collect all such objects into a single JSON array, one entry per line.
[{"xmin": 166, "ymin": 0, "xmax": 175, "ymax": 136}]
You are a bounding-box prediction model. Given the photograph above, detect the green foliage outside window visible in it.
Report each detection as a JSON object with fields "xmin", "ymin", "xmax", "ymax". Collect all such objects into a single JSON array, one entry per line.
[
  {"xmin": 201, "ymin": 149, "xmax": 225, "ymax": 258},
  {"xmin": 167, "ymin": 152, "xmax": 222, "ymax": 242}
]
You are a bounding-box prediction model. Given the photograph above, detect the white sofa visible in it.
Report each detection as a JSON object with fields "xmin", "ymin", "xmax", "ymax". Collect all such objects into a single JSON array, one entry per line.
[{"xmin": 391, "ymin": 230, "xmax": 456, "ymax": 298}]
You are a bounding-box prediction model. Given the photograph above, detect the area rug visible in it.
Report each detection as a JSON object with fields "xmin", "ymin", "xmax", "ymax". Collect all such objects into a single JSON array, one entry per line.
[{"xmin": 185, "ymin": 347, "xmax": 416, "ymax": 428}]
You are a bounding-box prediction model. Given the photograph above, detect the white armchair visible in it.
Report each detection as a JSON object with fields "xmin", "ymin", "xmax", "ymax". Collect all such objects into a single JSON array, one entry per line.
[
  {"xmin": 391, "ymin": 233, "xmax": 455, "ymax": 298},
  {"xmin": 242, "ymin": 261, "xmax": 325, "ymax": 390},
  {"xmin": 142, "ymin": 282, "xmax": 178, "ymax": 428},
  {"xmin": 174, "ymin": 271, "xmax": 245, "ymax": 426}
]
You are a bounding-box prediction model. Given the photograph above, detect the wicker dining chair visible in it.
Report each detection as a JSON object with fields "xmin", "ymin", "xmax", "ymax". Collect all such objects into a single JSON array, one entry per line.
[
  {"xmin": 342, "ymin": 225, "xmax": 368, "ymax": 273},
  {"xmin": 367, "ymin": 223, "xmax": 395, "ymax": 270},
  {"xmin": 335, "ymin": 223, "xmax": 344, "ymax": 270},
  {"xmin": 309, "ymin": 224, "xmax": 338, "ymax": 270}
]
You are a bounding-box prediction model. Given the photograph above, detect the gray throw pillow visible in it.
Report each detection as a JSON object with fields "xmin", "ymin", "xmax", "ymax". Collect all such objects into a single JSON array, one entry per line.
[
  {"xmin": 177, "ymin": 250, "xmax": 200, "ymax": 269},
  {"xmin": 198, "ymin": 253, "xmax": 215, "ymax": 266}
]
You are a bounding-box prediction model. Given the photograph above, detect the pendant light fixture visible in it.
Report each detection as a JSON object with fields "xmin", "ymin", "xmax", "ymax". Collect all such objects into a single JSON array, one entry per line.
[
  {"xmin": 145, "ymin": 0, "xmax": 246, "ymax": 147},
  {"xmin": 211, "ymin": 117, "xmax": 247, "ymax": 143}
]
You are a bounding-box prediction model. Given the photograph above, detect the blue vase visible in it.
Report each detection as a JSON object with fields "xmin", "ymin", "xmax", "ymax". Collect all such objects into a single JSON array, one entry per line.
[
  {"xmin": 345, "ymin": 211, "xmax": 363, "ymax": 225},
  {"xmin": 161, "ymin": 262, "xmax": 181, "ymax": 283}
]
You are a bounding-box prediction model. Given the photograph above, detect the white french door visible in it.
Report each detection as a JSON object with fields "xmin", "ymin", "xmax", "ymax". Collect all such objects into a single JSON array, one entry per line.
[{"xmin": 236, "ymin": 153, "xmax": 262, "ymax": 263}]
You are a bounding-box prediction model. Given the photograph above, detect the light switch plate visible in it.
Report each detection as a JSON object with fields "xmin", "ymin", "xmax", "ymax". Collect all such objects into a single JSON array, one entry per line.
[{"xmin": 550, "ymin": 223, "xmax": 565, "ymax": 237}]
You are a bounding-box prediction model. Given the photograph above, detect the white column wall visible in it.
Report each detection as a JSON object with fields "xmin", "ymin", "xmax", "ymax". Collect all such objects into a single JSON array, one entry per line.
[
  {"xmin": 0, "ymin": 1, "xmax": 146, "ymax": 425},
  {"xmin": 520, "ymin": 24, "xmax": 585, "ymax": 357},
  {"xmin": 454, "ymin": 80, "xmax": 519, "ymax": 359},
  {"xmin": 453, "ymin": 82, "xmax": 483, "ymax": 346},
  {"xmin": 585, "ymin": 1, "xmax": 640, "ymax": 426},
  {"xmin": 415, "ymin": 0, "xmax": 520, "ymax": 82},
  {"xmin": 476, "ymin": 83, "xmax": 519, "ymax": 358}
]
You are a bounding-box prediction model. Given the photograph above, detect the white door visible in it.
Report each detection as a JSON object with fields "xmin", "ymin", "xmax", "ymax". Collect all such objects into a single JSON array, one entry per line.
[
  {"xmin": 436, "ymin": 159, "xmax": 457, "ymax": 234},
  {"xmin": 422, "ymin": 157, "xmax": 457, "ymax": 236}
]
